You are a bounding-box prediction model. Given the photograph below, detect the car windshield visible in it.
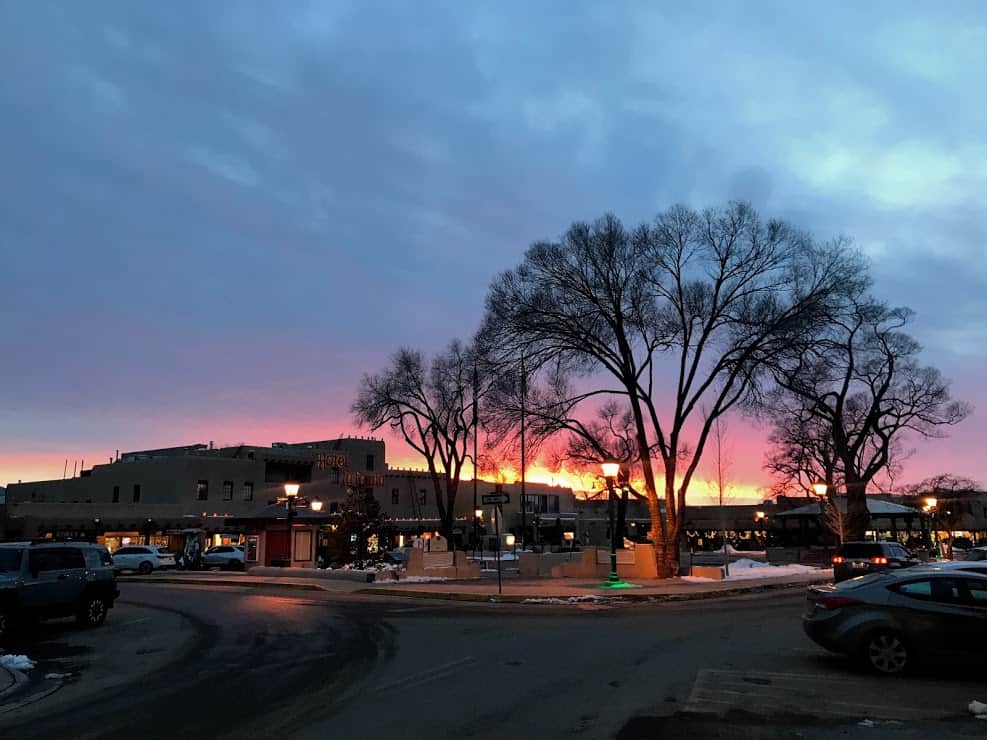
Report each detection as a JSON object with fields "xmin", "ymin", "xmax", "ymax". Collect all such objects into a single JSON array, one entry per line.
[{"xmin": 0, "ymin": 550, "xmax": 23, "ymax": 572}]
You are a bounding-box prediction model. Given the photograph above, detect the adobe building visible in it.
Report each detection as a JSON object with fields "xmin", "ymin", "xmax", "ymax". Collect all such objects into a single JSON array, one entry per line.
[
  {"xmin": 2, "ymin": 437, "xmax": 385, "ymax": 552},
  {"xmin": 2, "ymin": 436, "xmax": 579, "ymax": 560}
]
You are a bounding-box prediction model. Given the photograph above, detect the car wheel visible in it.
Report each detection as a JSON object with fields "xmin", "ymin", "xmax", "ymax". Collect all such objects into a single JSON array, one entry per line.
[
  {"xmin": 864, "ymin": 630, "xmax": 909, "ymax": 675},
  {"xmin": 77, "ymin": 595, "xmax": 109, "ymax": 627},
  {"xmin": 137, "ymin": 561, "xmax": 153, "ymax": 575}
]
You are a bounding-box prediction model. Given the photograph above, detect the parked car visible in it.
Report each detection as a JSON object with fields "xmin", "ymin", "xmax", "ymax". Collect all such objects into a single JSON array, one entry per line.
[
  {"xmin": 911, "ymin": 560, "xmax": 987, "ymax": 577},
  {"xmin": 952, "ymin": 546, "xmax": 987, "ymax": 562},
  {"xmin": 202, "ymin": 545, "xmax": 245, "ymax": 570},
  {"xmin": 832, "ymin": 541, "xmax": 921, "ymax": 582},
  {"xmin": 111, "ymin": 545, "xmax": 176, "ymax": 574},
  {"xmin": 383, "ymin": 549, "xmax": 409, "ymax": 565},
  {"xmin": 0, "ymin": 541, "xmax": 119, "ymax": 640},
  {"xmin": 804, "ymin": 568, "xmax": 987, "ymax": 674}
]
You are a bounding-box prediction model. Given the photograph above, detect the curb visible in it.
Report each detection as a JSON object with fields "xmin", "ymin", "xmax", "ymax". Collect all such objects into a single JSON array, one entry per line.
[
  {"xmin": 357, "ymin": 576, "xmax": 831, "ymax": 604},
  {"xmin": 122, "ymin": 576, "xmax": 324, "ymax": 592}
]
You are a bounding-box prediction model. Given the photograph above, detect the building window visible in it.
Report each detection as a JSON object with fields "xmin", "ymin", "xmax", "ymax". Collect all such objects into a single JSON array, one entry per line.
[
  {"xmin": 112, "ymin": 486, "xmax": 120, "ymax": 503},
  {"xmin": 196, "ymin": 480, "xmax": 209, "ymax": 501},
  {"xmin": 391, "ymin": 488, "xmax": 400, "ymax": 505},
  {"xmin": 329, "ymin": 469, "xmax": 340, "ymax": 484},
  {"xmin": 133, "ymin": 484, "xmax": 141, "ymax": 503},
  {"xmin": 419, "ymin": 489, "xmax": 427, "ymax": 505},
  {"xmin": 242, "ymin": 482, "xmax": 254, "ymax": 501},
  {"xmin": 366, "ymin": 454, "xmax": 375, "ymax": 471},
  {"xmin": 222, "ymin": 480, "xmax": 233, "ymax": 501}
]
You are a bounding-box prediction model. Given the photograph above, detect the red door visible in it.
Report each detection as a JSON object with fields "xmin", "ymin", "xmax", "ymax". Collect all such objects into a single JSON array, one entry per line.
[{"xmin": 266, "ymin": 530, "xmax": 290, "ymax": 566}]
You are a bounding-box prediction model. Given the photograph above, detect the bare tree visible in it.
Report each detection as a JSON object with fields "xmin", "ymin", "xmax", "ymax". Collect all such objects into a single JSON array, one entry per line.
[
  {"xmin": 901, "ymin": 473, "xmax": 981, "ymax": 494},
  {"xmin": 706, "ymin": 414, "xmax": 734, "ymax": 573},
  {"xmin": 768, "ymin": 298, "xmax": 971, "ymax": 541},
  {"xmin": 352, "ymin": 340, "xmax": 482, "ymax": 543},
  {"xmin": 821, "ymin": 497, "xmax": 847, "ymax": 545},
  {"xmin": 480, "ymin": 203, "xmax": 861, "ymax": 576}
]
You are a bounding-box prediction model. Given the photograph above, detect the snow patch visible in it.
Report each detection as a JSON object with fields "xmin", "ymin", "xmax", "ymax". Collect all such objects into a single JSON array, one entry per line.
[
  {"xmin": 522, "ymin": 595, "xmax": 607, "ymax": 605},
  {"xmin": 45, "ymin": 672, "xmax": 72, "ymax": 680},
  {"xmin": 395, "ymin": 576, "xmax": 451, "ymax": 584},
  {"xmin": 0, "ymin": 654, "xmax": 35, "ymax": 671}
]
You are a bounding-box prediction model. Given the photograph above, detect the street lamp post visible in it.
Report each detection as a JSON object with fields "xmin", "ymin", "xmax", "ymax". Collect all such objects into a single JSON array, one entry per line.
[
  {"xmin": 601, "ymin": 459, "xmax": 620, "ymax": 584},
  {"xmin": 475, "ymin": 508, "xmax": 484, "ymax": 560},
  {"xmin": 284, "ymin": 482, "xmax": 300, "ymax": 566}
]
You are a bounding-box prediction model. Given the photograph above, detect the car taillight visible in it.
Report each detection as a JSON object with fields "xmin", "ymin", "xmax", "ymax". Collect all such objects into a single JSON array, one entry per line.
[
  {"xmin": 815, "ymin": 596, "xmax": 863, "ymax": 610},
  {"xmin": 871, "ymin": 556, "xmax": 888, "ymax": 565},
  {"xmin": 832, "ymin": 556, "xmax": 844, "ymax": 564}
]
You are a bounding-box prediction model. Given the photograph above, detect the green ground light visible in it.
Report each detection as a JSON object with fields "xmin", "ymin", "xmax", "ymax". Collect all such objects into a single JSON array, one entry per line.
[{"xmin": 598, "ymin": 580, "xmax": 640, "ymax": 590}]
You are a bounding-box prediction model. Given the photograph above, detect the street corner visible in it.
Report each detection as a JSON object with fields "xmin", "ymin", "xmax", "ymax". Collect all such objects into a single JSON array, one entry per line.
[{"xmin": 0, "ymin": 601, "xmax": 200, "ymax": 723}]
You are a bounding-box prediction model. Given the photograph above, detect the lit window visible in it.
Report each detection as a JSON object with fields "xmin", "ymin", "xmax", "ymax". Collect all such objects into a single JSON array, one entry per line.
[{"xmin": 196, "ymin": 480, "xmax": 209, "ymax": 501}]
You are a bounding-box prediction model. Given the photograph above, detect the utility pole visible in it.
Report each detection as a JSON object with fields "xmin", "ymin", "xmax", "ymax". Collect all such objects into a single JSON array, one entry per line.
[
  {"xmin": 473, "ymin": 361, "xmax": 479, "ymax": 554},
  {"xmin": 520, "ymin": 354, "xmax": 527, "ymax": 547}
]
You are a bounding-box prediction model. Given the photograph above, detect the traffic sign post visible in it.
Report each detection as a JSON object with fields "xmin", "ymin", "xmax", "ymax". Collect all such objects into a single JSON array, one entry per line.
[
  {"xmin": 482, "ymin": 492, "xmax": 510, "ymax": 506},
  {"xmin": 494, "ymin": 503, "xmax": 502, "ymax": 595}
]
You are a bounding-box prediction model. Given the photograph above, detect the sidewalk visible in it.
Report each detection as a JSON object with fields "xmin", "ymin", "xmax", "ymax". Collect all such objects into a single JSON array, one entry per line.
[{"xmin": 124, "ymin": 568, "xmax": 831, "ymax": 602}]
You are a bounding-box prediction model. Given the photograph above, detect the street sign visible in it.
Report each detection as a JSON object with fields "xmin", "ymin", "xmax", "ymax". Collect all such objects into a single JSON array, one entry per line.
[{"xmin": 482, "ymin": 492, "xmax": 510, "ymax": 505}]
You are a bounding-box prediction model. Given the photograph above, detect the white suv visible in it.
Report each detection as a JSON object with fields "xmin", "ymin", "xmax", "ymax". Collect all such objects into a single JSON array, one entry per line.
[{"xmin": 111, "ymin": 545, "xmax": 176, "ymax": 574}]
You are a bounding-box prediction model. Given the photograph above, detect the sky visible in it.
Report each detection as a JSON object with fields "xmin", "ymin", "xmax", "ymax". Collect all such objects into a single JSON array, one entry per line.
[{"xmin": 2, "ymin": 1, "xmax": 986, "ymax": 501}]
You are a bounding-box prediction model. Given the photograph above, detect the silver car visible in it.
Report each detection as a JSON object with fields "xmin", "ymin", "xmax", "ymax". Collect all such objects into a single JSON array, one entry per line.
[{"xmin": 804, "ymin": 568, "xmax": 987, "ymax": 674}]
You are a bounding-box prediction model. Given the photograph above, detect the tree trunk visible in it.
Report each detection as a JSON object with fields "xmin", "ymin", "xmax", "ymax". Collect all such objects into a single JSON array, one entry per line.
[
  {"xmin": 652, "ymin": 474, "xmax": 680, "ymax": 578},
  {"xmin": 844, "ymin": 476, "xmax": 869, "ymax": 541}
]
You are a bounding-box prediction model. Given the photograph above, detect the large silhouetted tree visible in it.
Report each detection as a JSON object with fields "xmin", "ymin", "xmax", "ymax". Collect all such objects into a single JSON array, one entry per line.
[
  {"xmin": 353, "ymin": 340, "xmax": 483, "ymax": 543},
  {"xmin": 480, "ymin": 203, "xmax": 862, "ymax": 576},
  {"xmin": 767, "ymin": 299, "xmax": 971, "ymax": 540}
]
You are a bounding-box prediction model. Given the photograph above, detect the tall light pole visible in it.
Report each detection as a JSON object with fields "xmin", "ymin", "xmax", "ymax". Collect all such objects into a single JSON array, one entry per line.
[
  {"xmin": 284, "ymin": 482, "xmax": 299, "ymax": 566},
  {"xmin": 473, "ymin": 360, "xmax": 479, "ymax": 553},
  {"xmin": 601, "ymin": 459, "xmax": 620, "ymax": 584},
  {"xmin": 520, "ymin": 354, "xmax": 527, "ymax": 547}
]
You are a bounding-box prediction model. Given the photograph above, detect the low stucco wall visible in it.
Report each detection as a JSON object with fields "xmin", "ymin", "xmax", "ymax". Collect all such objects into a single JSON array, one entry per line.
[
  {"xmin": 551, "ymin": 545, "xmax": 658, "ymax": 579},
  {"xmin": 519, "ymin": 551, "xmax": 579, "ymax": 577},
  {"xmin": 405, "ymin": 548, "xmax": 481, "ymax": 579}
]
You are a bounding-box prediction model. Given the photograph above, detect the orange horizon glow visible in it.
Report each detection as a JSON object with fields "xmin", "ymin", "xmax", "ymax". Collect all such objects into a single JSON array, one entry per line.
[{"xmin": 386, "ymin": 455, "xmax": 769, "ymax": 505}]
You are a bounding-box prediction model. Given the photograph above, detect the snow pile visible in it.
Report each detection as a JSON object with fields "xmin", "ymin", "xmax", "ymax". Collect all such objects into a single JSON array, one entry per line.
[
  {"xmin": 395, "ymin": 576, "xmax": 451, "ymax": 584},
  {"xmin": 522, "ymin": 595, "xmax": 607, "ymax": 605},
  {"xmin": 0, "ymin": 654, "xmax": 35, "ymax": 671},
  {"xmin": 683, "ymin": 559, "xmax": 823, "ymax": 582}
]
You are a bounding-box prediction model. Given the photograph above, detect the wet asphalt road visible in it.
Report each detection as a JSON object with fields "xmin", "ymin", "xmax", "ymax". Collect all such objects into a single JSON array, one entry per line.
[{"xmin": 1, "ymin": 582, "xmax": 984, "ymax": 739}]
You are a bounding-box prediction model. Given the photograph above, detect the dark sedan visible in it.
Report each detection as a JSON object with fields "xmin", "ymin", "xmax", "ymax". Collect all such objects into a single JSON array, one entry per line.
[
  {"xmin": 804, "ymin": 568, "xmax": 987, "ymax": 674},
  {"xmin": 832, "ymin": 541, "xmax": 921, "ymax": 582}
]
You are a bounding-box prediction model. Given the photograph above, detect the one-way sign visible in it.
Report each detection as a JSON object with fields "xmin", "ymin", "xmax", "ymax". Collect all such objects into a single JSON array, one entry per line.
[{"xmin": 482, "ymin": 492, "xmax": 510, "ymax": 505}]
